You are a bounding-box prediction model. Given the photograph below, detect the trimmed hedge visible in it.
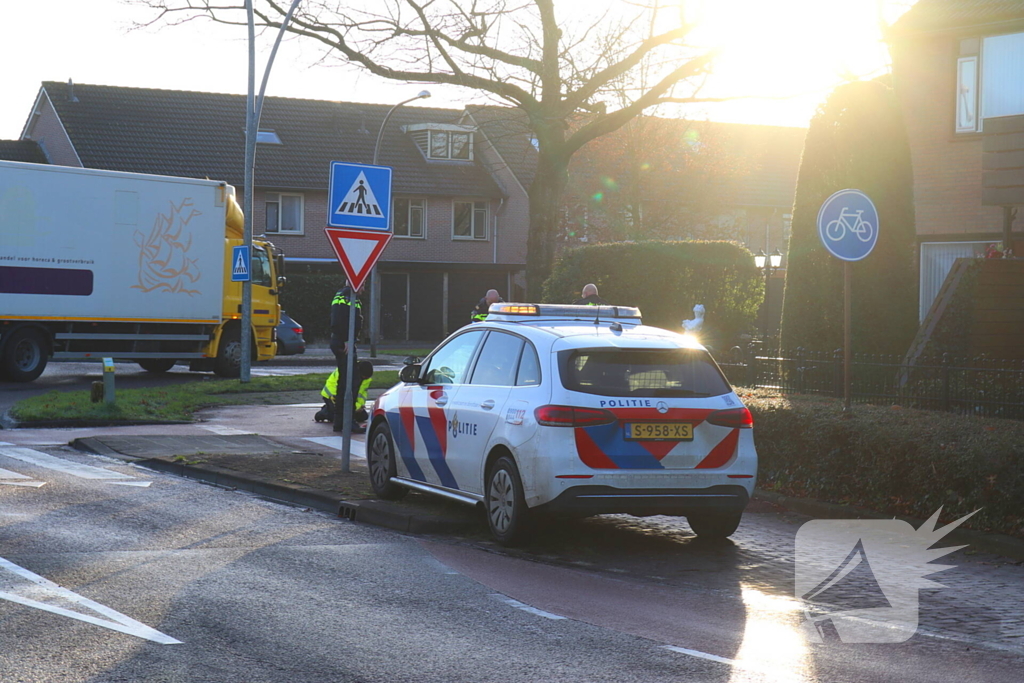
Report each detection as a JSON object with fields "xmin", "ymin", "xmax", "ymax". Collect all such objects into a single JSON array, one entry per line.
[
  {"xmin": 781, "ymin": 79, "xmax": 918, "ymax": 355},
  {"xmin": 744, "ymin": 388, "xmax": 1024, "ymax": 539},
  {"xmin": 279, "ymin": 269, "xmax": 350, "ymax": 344},
  {"xmin": 541, "ymin": 241, "xmax": 762, "ymax": 350}
]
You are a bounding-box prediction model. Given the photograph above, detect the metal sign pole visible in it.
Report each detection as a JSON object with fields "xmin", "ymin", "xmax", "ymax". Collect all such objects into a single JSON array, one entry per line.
[
  {"xmin": 843, "ymin": 262, "xmax": 852, "ymax": 415},
  {"xmin": 340, "ymin": 300, "xmax": 356, "ymax": 473},
  {"xmin": 240, "ymin": 0, "xmax": 256, "ymax": 383}
]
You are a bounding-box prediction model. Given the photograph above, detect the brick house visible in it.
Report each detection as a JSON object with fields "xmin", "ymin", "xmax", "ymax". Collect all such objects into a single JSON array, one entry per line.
[
  {"xmin": 889, "ymin": 0, "xmax": 1024, "ymax": 320},
  {"xmin": 19, "ymin": 81, "xmax": 535, "ymax": 341}
]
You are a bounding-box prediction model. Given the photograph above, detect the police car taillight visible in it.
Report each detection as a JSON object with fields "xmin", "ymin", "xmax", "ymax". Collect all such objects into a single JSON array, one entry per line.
[
  {"xmin": 535, "ymin": 405, "xmax": 616, "ymax": 427},
  {"xmin": 705, "ymin": 407, "xmax": 753, "ymax": 429}
]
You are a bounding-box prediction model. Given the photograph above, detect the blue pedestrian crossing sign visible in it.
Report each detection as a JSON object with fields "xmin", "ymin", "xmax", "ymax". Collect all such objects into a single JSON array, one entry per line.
[
  {"xmin": 328, "ymin": 161, "xmax": 392, "ymax": 230},
  {"xmin": 231, "ymin": 245, "xmax": 250, "ymax": 282}
]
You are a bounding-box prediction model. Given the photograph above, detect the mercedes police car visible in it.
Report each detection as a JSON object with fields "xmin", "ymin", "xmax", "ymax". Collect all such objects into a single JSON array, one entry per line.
[{"xmin": 368, "ymin": 303, "xmax": 757, "ymax": 545}]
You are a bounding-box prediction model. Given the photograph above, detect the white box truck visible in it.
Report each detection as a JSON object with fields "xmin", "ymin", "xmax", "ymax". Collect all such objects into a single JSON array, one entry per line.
[{"xmin": 0, "ymin": 160, "xmax": 284, "ymax": 381}]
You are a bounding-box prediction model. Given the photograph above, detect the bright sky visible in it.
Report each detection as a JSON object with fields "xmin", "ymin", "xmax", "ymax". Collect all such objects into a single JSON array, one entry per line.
[{"xmin": 0, "ymin": 0, "xmax": 914, "ymax": 140}]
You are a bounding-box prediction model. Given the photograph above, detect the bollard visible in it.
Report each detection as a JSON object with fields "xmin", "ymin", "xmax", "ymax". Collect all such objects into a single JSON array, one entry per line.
[{"xmin": 102, "ymin": 358, "xmax": 115, "ymax": 404}]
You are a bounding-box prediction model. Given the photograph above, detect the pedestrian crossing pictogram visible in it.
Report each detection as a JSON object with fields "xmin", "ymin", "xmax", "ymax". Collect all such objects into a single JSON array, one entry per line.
[
  {"xmin": 327, "ymin": 162, "xmax": 392, "ymax": 230},
  {"xmin": 334, "ymin": 171, "xmax": 383, "ymax": 217},
  {"xmin": 233, "ymin": 252, "xmax": 246, "ymax": 275},
  {"xmin": 231, "ymin": 245, "xmax": 250, "ymax": 282}
]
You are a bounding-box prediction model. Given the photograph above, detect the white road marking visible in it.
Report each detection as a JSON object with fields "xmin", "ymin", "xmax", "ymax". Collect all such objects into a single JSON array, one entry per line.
[
  {"xmin": 662, "ymin": 645, "xmax": 742, "ymax": 667},
  {"xmin": 0, "ymin": 556, "xmax": 182, "ymax": 645},
  {"xmin": 0, "ymin": 467, "xmax": 32, "ymax": 480},
  {"xmin": 0, "ymin": 481, "xmax": 47, "ymax": 488},
  {"xmin": 491, "ymin": 594, "xmax": 566, "ymax": 620},
  {"xmin": 0, "ymin": 447, "xmax": 130, "ymax": 480},
  {"xmin": 108, "ymin": 481, "xmax": 153, "ymax": 488},
  {"xmin": 199, "ymin": 425, "xmax": 253, "ymax": 436},
  {"xmin": 304, "ymin": 437, "xmax": 366, "ymax": 459},
  {"xmin": 0, "ymin": 441, "xmax": 13, "ymax": 446},
  {"xmin": 283, "ymin": 403, "xmax": 324, "ymax": 408}
]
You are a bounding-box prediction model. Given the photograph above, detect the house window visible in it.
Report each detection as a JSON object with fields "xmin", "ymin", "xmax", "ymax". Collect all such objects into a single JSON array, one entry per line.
[
  {"xmin": 393, "ymin": 197, "xmax": 425, "ymax": 238},
  {"xmin": 256, "ymin": 130, "xmax": 283, "ymax": 144},
  {"xmin": 453, "ymin": 200, "xmax": 488, "ymax": 240},
  {"xmin": 982, "ymin": 32, "xmax": 1024, "ymax": 120},
  {"xmin": 265, "ymin": 192, "xmax": 303, "ymax": 234},
  {"xmin": 428, "ymin": 130, "xmax": 473, "ymax": 160},
  {"xmin": 956, "ymin": 56, "xmax": 980, "ymax": 133}
]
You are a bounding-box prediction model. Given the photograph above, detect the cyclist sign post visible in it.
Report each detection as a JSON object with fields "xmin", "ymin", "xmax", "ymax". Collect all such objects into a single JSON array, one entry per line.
[{"xmin": 817, "ymin": 189, "xmax": 879, "ymax": 413}]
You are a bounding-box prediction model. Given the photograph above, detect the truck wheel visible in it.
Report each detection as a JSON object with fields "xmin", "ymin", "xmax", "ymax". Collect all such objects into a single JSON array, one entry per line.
[
  {"xmin": 138, "ymin": 359, "xmax": 176, "ymax": 374},
  {"xmin": 1, "ymin": 328, "xmax": 49, "ymax": 382},
  {"xmin": 214, "ymin": 328, "xmax": 242, "ymax": 378}
]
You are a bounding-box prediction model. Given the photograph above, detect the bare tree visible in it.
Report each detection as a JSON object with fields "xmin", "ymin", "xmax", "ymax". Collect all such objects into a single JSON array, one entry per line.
[{"xmin": 135, "ymin": 0, "xmax": 723, "ymax": 295}]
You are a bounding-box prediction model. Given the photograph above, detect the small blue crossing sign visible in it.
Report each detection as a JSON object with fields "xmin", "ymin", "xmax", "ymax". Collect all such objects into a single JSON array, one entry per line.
[
  {"xmin": 817, "ymin": 189, "xmax": 879, "ymax": 261},
  {"xmin": 231, "ymin": 245, "xmax": 250, "ymax": 282},
  {"xmin": 328, "ymin": 161, "xmax": 392, "ymax": 230}
]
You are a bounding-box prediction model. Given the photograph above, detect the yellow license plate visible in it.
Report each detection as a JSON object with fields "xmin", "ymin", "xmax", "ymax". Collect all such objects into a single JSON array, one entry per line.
[{"xmin": 624, "ymin": 422, "xmax": 693, "ymax": 441}]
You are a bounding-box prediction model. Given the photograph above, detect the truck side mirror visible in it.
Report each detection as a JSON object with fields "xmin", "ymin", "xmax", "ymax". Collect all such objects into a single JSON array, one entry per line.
[
  {"xmin": 276, "ymin": 276, "xmax": 287, "ymax": 289},
  {"xmin": 399, "ymin": 363, "xmax": 422, "ymax": 384}
]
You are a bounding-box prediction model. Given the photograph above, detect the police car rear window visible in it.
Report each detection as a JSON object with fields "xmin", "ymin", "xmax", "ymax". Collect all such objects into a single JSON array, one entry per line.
[{"xmin": 559, "ymin": 348, "xmax": 731, "ymax": 398}]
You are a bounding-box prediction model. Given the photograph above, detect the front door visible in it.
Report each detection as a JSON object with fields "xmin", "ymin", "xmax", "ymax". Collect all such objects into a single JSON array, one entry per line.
[{"xmin": 381, "ymin": 273, "xmax": 408, "ymax": 341}]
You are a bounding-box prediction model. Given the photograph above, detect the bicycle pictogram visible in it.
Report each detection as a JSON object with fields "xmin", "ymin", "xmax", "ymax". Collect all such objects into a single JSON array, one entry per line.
[{"xmin": 825, "ymin": 207, "xmax": 874, "ymax": 243}]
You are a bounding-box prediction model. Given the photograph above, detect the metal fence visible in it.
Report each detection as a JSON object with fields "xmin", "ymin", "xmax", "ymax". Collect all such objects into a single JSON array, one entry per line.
[{"xmin": 718, "ymin": 346, "xmax": 1024, "ymax": 421}]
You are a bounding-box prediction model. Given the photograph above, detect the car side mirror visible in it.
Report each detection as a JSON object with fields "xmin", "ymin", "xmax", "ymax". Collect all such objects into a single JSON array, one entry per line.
[{"xmin": 399, "ymin": 363, "xmax": 422, "ymax": 384}]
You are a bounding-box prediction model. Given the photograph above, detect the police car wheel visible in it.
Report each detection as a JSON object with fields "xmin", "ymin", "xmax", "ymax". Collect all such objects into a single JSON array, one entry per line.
[
  {"xmin": 486, "ymin": 456, "xmax": 530, "ymax": 546},
  {"xmin": 368, "ymin": 422, "xmax": 407, "ymax": 501},
  {"xmin": 687, "ymin": 512, "xmax": 742, "ymax": 539}
]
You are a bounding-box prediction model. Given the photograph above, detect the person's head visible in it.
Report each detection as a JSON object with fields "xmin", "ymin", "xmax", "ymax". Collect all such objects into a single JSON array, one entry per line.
[
  {"xmin": 582, "ymin": 283, "xmax": 599, "ymax": 298},
  {"xmin": 485, "ymin": 289, "xmax": 501, "ymax": 304},
  {"xmin": 357, "ymin": 359, "xmax": 374, "ymax": 380}
]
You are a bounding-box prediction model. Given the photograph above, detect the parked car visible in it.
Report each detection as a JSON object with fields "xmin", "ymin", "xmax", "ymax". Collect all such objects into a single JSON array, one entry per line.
[
  {"xmin": 276, "ymin": 312, "xmax": 306, "ymax": 355},
  {"xmin": 367, "ymin": 303, "xmax": 757, "ymax": 545}
]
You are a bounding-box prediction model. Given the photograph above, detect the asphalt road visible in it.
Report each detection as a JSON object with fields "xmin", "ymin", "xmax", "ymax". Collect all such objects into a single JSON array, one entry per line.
[{"xmin": 1, "ymin": 442, "xmax": 1022, "ymax": 682}]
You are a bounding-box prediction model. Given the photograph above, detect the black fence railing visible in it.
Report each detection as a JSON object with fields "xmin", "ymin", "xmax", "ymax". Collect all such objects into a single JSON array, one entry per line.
[{"xmin": 717, "ymin": 346, "xmax": 1024, "ymax": 421}]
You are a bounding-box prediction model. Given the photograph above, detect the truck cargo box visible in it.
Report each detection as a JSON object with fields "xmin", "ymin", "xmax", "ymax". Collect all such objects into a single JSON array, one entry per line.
[{"xmin": 0, "ymin": 161, "xmax": 228, "ymax": 323}]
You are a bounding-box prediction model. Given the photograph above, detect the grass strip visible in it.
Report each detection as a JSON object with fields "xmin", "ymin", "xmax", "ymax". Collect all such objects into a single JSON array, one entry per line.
[{"xmin": 11, "ymin": 371, "xmax": 399, "ymax": 424}]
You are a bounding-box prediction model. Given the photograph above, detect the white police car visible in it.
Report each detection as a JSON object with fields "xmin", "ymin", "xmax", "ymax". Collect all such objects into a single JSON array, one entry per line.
[{"xmin": 368, "ymin": 303, "xmax": 757, "ymax": 545}]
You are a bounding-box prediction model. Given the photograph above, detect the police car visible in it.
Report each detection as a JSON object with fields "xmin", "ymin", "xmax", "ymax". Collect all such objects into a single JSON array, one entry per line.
[{"xmin": 368, "ymin": 303, "xmax": 757, "ymax": 545}]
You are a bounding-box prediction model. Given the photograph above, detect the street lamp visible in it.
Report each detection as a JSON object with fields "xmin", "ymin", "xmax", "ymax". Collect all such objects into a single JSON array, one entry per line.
[
  {"xmin": 754, "ymin": 248, "xmax": 783, "ymax": 340},
  {"xmin": 368, "ymin": 90, "xmax": 431, "ymax": 357}
]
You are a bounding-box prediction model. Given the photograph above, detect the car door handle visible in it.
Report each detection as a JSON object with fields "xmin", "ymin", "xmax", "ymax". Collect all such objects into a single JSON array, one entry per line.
[
  {"xmin": 434, "ymin": 396, "xmax": 448, "ymax": 407},
  {"xmin": 480, "ymin": 399, "xmax": 496, "ymax": 410}
]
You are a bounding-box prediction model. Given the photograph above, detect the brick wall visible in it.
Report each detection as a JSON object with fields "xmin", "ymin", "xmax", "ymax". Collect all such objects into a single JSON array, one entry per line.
[
  {"xmin": 23, "ymin": 91, "xmax": 82, "ymax": 167},
  {"xmin": 892, "ymin": 35, "xmax": 1006, "ymax": 236}
]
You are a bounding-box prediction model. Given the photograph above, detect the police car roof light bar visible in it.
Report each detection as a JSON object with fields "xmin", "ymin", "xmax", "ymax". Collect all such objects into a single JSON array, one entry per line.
[{"xmin": 488, "ymin": 303, "xmax": 643, "ymax": 321}]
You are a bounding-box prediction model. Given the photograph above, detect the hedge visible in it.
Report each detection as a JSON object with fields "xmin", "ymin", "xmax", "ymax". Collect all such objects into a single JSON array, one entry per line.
[
  {"xmin": 279, "ymin": 269, "xmax": 350, "ymax": 344},
  {"xmin": 781, "ymin": 79, "xmax": 918, "ymax": 356},
  {"xmin": 541, "ymin": 241, "xmax": 762, "ymax": 350},
  {"xmin": 744, "ymin": 388, "xmax": 1024, "ymax": 539}
]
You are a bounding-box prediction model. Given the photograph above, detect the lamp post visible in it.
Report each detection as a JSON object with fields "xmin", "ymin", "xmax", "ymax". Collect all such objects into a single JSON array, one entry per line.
[
  {"xmin": 367, "ymin": 90, "xmax": 431, "ymax": 358},
  {"xmin": 754, "ymin": 248, "xmax": 783, "ymax": 341}
]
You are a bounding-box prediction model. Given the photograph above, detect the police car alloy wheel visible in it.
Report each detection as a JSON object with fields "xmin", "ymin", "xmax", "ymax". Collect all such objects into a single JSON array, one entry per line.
[
  {"xmin": 486, "ymin": 456, "xmax": 529, "ymax": 546},
  {"xmin": 368, "ymin": 422, "xmax": 407, "ymax": 501}
]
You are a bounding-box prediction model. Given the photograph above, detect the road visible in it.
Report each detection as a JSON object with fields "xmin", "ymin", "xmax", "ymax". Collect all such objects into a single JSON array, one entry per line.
[{"xmin": 1, "ymin": 440, "xmax": 1022, "ymax": 682}]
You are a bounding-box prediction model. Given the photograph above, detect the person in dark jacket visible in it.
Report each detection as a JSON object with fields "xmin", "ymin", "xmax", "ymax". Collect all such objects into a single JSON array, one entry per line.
[
  {"xmin": 573, "ymin": 283, "xmax": 607, "ymax": 306},
  {"xmin": 329, "ymin": 283, "xmax": 363, "ymax": 432},
  {"xmin": 471, "ymin": 289, "xmax": 503, "ymax": 322}
]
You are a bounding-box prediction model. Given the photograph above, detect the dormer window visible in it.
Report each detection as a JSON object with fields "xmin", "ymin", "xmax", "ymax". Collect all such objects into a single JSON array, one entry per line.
[
  {"xmin": 256, "ymin": 130, "xmax": 283, "ymax": 144},
  {"xmin": 404, "ymin": 123, "xmax": 474, "ymax": 161}
]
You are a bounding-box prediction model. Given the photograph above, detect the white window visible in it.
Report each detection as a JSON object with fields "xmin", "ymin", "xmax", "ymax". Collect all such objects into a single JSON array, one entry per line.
[
  {"xmin": 956, "ymin": 56, "xmax": 980, "ymax": 133},
  {"xmin": 982, "ymin": 32, "xmax": 1024, "ymax": 120},
  {"xmin": 919, "ymin": 241, "xmax": 988, "ymax": 321},
  {"xmin": 393, "ymin": 197, "xmax": 425, "ymax": 238},
  {"xmin": 428, "ymin": 130, "xmax": 473, "ymax": 160},
  {"xmin": 265, "ymin": 192, "xmax": 303, "ymax": 234},
  {"xmin": 453, "ymin": 200, "xmax": 488, "ymax": 240}
]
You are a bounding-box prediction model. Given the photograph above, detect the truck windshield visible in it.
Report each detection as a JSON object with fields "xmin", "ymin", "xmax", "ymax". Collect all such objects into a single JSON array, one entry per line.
[{"xmin": 559, "ymin": 348, "xmax": 731, "ymax": 398}]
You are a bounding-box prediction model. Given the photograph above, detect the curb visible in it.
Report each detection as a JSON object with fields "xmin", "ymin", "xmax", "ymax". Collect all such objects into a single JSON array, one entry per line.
[
  {"xmin": 4, "ymin": 414, "xmax": 191, "ymax": 430},
  {"xmin": 754, "ymin": 490, "xmax": 1024, "ymax": 562},
  {"xmin": 71, "ymin": 437, "xmax": 476, "ymax": 534}
]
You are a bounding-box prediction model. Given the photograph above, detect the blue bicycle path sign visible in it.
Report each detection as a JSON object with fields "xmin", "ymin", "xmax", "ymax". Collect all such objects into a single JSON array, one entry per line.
[{"xmin": 817, "ymin": 189, "xmax": 879, "ymax": 261}]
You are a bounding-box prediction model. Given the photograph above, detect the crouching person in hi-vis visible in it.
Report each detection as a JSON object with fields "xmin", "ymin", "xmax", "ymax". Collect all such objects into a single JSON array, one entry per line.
[{"xmin": 315, "ymin": 360, "xmax": 374, "ymax": 433}]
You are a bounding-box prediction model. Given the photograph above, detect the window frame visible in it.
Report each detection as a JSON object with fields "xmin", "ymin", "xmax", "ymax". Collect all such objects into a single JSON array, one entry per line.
[
  {"xmin": 264, "ymin": 191, "xmax": 304, "ymax": 235},
  {"xmin": 421, "ymin": 329, "xmax": 486, "ymax": 385},
  {"xmin": 467, "ymin": 330, "xmax": 525, "ymax": 387},
  {"xmin": 956, "ymin": 55, "xmax": 981, "ymax": 134},
  {"xmin": 392, "ymin": 196, "xmax": 427, "ymax": 239},
  {"xmin": 452, "ymin": 199, "xmax": 489, "ymax": 241}
]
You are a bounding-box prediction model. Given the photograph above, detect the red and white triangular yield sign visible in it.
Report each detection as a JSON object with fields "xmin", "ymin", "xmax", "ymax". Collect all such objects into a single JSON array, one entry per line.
[{"xmin": 323, "ymin": 227, "xmax": 392, "ymax": 292}]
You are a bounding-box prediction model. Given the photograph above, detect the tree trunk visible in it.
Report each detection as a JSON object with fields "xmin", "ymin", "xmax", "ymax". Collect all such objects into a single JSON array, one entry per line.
[{"xmin": 526, "ymin": 150, "xmax": 570, "ymax": 299}]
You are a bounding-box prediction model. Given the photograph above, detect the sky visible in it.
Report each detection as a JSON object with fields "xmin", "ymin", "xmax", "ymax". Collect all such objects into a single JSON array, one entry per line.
[{"xmin": 0, "ymin": 0, "xmax": 915, "ymax": 140}]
